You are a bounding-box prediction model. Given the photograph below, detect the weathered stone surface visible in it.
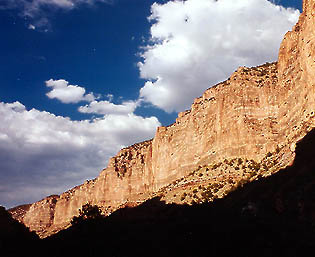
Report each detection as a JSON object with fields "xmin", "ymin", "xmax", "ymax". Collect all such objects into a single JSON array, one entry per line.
[{"xmin": 10, "ymin": 0, "xmax": 315, "ymax": 238}]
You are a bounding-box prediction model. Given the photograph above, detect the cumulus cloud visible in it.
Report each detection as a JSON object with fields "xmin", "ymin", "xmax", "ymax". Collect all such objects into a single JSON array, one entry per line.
[
  {"xmin": 46, "ymin": 79, "xmax": 95, "ymax": 104},
  {"xmin": 78, "ymin": 100, "xmax": 139, "ymax": 115},
  {"xmin": 138, "ymin": 0, "xmax": 300, "ymax": 113},
  {"xmin": 0, "ymin": 101, "xmax": 160, "ymax": 208}
]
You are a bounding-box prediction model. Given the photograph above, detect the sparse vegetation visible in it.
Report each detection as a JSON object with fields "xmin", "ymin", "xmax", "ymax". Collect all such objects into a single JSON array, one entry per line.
[
  {"xmin": 162, "ymin": 146, "xmax": 283, "ymax": 206},
  {"xmin": 71, "ymin": 203, "xmax": 103, "ymax": 225}
]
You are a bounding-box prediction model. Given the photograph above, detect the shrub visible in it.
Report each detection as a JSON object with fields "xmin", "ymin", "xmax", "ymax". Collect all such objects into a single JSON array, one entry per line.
[
  {"xmin": 263, "ymin": 163, "xmax": 268, "ymax": 171},
  {"xmin": 249, "ymin": 171, "xmax": 257, "ymax": 178},
  {"xmin": 201, "ymin": 189, "xmax": 213, "ymax": 202},
  {"xmin": 71, "ymin": 203, "xmax": 103, "ymax": 225},
  {"xmin": 238, "ymin": 178, "xmax": 248, "ymax": 187},
  {"xmin": 180, "ymin": 192, "xmax": 187, "ymax": 201}
]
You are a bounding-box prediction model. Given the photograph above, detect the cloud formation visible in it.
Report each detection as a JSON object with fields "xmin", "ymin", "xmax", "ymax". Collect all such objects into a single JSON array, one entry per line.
[
  {"xmin": 46, "ymin": 79, "xmax": 95, "ymax": 104},
  {"xmin": 79, "ymin": 100, "xmax": 139, "ymax": 115},
  {"xmin": 0, "ymin": 0, "xmax": 110, "ymax": 29},
  {"xmin": 138, "ymin": 0, "xmax": 300, "ymax": 113},
  {"xmin": 0, "ymin": 0, "xmax": 109, "ymax": 16},
  {"xmin": 0, "ymin": 101, "xmax": 160, "ymax": 208}
]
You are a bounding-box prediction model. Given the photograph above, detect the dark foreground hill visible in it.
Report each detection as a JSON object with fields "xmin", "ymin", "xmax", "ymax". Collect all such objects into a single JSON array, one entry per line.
[{"xmin": 0, "ymin": 206, "xmax": 38, "ymax": 257}]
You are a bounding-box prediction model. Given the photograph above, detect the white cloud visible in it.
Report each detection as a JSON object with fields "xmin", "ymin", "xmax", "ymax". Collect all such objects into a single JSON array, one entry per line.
[
  {"xmin": 138, "ymin": 0, "xmax": 300, "ymax": 113},
  {"xmin": 0, "ymin": 0, "xmax": 110, "ymax": 29},
  {"xmin": 46, "ymin": 79, "xmax": 95, "ymax": 104},
  {"xmin": 0, "ymin": 101, "xmax": 160, "ymax": 208},
  {"xmin": 4, "ymin": 101, "xmax": 26, "ymax": 112},
  {"xmin": 79, "ymin": 100, "xmax": 138, "ymax": 115},
  {"xmin": 46, "ymin": 79, "xmax": 139, "ymax": 117},
  {"xmin": 1, "ymin": 0, "xmax": 110, "ymax": 16}
]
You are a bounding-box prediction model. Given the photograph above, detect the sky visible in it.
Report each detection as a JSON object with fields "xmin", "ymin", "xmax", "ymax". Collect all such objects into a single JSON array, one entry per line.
[{"xmin": 0, "ymin": 0, "xmax": 302, "ymax": 208}]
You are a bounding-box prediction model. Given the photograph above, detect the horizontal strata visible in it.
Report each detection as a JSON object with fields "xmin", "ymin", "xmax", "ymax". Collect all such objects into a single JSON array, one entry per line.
[{"xmin": 9, "ymin": 0, "xmax": 315, "ymax": 238}]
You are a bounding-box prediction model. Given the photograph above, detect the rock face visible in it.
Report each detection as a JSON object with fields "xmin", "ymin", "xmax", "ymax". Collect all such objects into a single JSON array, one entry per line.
[{"xmin": 10, "ymin": 0, "xmax": 315, "ymax": 238}]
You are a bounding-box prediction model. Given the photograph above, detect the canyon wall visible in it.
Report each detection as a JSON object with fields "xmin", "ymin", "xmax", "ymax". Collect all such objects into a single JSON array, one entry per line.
[{"xmin": 10, "ymin": 0, "xmax": 315, "ymax": 238}]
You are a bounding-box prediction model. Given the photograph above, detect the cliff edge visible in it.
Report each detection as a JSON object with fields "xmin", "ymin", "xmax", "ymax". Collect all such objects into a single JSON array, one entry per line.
[{"xmin": 10, "ymin": 0, "xmax": 315, "ymax": 238}]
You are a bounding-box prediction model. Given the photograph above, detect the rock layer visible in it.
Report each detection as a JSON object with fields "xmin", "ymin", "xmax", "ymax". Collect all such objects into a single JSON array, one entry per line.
[{"xmin": 10, "ymin": 0, "xmax": 315, "ymax": 238}]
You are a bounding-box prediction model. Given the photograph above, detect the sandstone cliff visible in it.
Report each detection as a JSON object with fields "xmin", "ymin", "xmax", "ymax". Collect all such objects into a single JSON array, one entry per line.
[{"xmin": 10, "ymin": 0, "xmax": 315, "ymax": 238}]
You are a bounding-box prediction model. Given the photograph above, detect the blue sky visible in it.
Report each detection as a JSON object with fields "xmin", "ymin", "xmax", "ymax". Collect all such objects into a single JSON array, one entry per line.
[
  {"xmin": 0, "ymin": 0, "xmax": 302, "ymax": 208},
  {"xmin": 0, "ymin": 0, "xmax": 177, "ymax": 124}
]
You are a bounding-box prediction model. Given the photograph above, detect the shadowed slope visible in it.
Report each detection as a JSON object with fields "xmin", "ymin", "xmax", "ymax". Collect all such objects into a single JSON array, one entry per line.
[{"xmin": 0, "ymin": 206, "xmax": 39, "ymax": 257}]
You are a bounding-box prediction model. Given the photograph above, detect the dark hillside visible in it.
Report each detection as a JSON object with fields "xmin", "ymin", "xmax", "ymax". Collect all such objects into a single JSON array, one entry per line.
[{"xmin": 0, "ymin": 206, "xmax": 38, "ymax": 257}]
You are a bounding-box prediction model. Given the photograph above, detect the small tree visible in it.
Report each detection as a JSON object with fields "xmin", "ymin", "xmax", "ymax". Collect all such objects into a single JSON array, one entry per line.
[{"xmin": 71, "ymin": 203, "xmax": 103, "ymax": 225}]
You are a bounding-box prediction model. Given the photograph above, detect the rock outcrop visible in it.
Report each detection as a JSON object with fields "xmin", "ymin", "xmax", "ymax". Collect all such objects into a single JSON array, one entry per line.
[{"xmin": 10, "ymin": 0, "xmax": 315, "ymax": 238}]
